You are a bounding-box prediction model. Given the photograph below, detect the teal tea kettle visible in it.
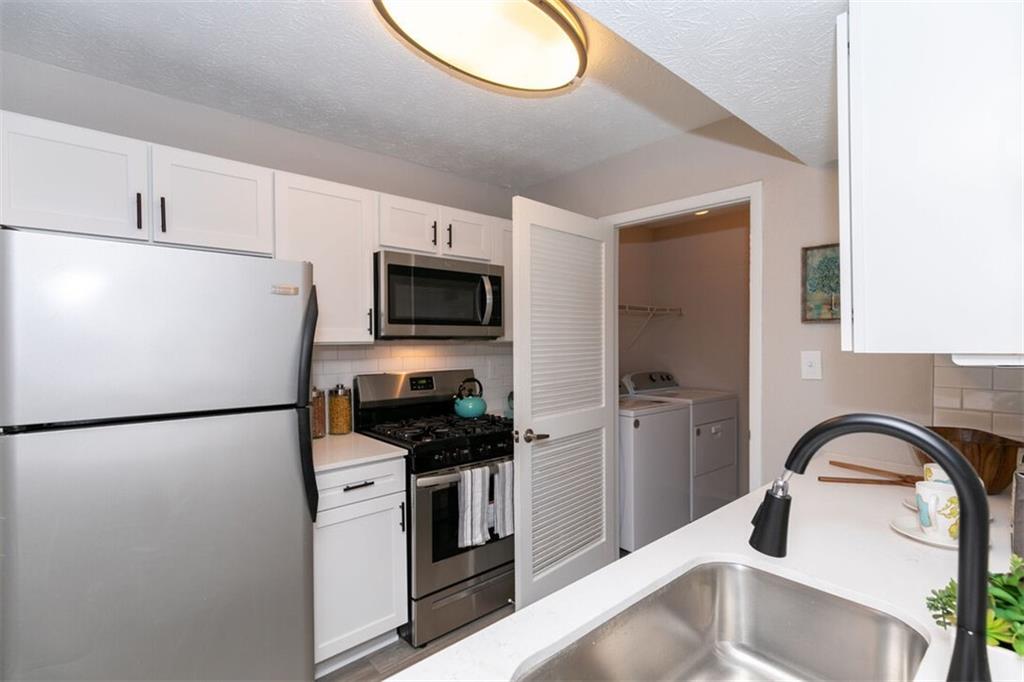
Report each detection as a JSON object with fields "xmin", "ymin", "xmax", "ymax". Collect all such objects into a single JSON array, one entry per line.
[{"xmin": 454, "ymin": 377, "xmax": 487, "ymax": 418}]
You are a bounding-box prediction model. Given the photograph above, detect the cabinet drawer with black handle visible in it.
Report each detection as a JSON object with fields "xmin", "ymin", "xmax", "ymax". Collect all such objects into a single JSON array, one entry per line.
[{"xmin": 316, "ymin": 457, "xmax": 405, "ymax": 512}]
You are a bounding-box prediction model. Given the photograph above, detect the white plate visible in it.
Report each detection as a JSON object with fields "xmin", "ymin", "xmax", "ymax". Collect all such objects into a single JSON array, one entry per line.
[{"xmin": 889, "ymin": 514, "xmax": 958, "ymax": 549}]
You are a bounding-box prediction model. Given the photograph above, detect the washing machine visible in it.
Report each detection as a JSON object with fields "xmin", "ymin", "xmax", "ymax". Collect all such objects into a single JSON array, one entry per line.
[
  {"xmin": 622, "ymin": 371, "xmax": 740, "ymax": 520},
  {"xmin": 618, "ymin": 394, "xmax": 691, "ymax": 552}
]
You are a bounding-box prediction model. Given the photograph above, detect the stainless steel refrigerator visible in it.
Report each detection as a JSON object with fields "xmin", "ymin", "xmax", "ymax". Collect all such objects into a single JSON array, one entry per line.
[{"xmin": 0, "ymin": 229, "xmax": 319, "ymax": 680}]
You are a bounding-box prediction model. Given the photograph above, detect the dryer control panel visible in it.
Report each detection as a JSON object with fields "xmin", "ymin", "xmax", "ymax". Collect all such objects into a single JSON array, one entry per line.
[{"xmin": 621, "ymin": 370, "xmax": 680, "ymax": 394}]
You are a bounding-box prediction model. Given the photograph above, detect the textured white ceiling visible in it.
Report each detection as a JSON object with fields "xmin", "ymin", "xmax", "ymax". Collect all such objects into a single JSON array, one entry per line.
[
  {"xmin": 0, "ymin": 1, "xmax": 731, "ymax": 190},
  {"xmin": 576, "ymin": 0, "xmax": 847, "ymax": 166}
]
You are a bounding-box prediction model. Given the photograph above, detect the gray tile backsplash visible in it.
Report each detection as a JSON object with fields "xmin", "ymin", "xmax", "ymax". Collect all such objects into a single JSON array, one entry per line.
[
  {"xmin": 311, "ymin": 341, "xmax": 513, "ymax": 416},
  {"xmin": 932, "ymin": 355, "xmax": 1024, "ymax": 438}
]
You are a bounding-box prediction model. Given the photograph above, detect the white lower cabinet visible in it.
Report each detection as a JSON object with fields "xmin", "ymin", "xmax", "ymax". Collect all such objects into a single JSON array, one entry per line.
[{"xmin": 314, "ymin": 487, "xmax": 408, "ymax": 664}]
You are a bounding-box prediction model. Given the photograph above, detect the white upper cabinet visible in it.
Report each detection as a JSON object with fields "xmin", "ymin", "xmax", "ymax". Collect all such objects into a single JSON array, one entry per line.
[
  {"xmin": 379, "ymin": 193, "xmax": 501, "ymax": 262},
  {"xmin": 152, "ymin": 145, "xmax": 274, "ymax": 254},
  {"xmin": 275, "ymin": 173, "xmax": 377, "ymax": 344},
  {"xmin": 379, "ymin": 193, "xmax": 440, "ymax": 254},
  {"xmin": 439, "ymin": 206, "xmax": 492, "ymax": 261},
  {"xmin": 838, "ymin": 3, "xmax": 1023, "ymax": 355},
  {"xmin": 1, "ymin": 111, "xmax": 149, "ymax": 240}
]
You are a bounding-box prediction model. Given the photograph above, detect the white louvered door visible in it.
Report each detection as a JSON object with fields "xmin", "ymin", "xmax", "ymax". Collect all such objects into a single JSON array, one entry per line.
[{"xmin": 512, "ymin": 196, "xmax": 617, "ymax": 608}]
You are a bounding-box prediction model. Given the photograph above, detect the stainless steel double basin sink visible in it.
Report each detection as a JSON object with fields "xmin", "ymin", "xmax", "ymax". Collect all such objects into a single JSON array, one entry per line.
[{"xmin": 516, "ymin": 562, "xmax": 927, "ymax": 681}]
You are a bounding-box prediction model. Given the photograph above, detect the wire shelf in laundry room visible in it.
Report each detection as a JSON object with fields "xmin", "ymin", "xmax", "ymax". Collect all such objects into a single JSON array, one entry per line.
[{"xmin": 618, "ymin": 303, "xmax": 684, "ymax": 349}]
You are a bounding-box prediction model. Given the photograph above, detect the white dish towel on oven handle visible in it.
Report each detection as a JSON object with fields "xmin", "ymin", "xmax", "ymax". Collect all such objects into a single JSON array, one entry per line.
[
  {"xmin": 470, "ymin": 466, "xmax": 489, "ymax": 546},
  {"xmin": 495, "ymin": 460, "xmax": 515, "ymax": 538},
  {"xmin": 458, "ymin": 468, "xmax": 473, "ymax": 548}
]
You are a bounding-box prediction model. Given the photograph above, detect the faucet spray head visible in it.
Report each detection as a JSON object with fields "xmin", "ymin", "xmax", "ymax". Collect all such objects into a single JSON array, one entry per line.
[{"xmin": 749, "ymin": 473, "xmax": 792, "ymax": 558}]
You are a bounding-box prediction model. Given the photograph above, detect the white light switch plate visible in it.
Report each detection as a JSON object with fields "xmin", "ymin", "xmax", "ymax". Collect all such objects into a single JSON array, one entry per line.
[{"xmin": 801, "ymin": 350, "xmax": 822, "ymax": 380}]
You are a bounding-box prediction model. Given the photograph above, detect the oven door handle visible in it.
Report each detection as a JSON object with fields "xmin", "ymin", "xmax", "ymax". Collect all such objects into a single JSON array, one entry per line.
[
  {"xmin": 415, "ymin": 458, "xmax": 511, "ymax": 488},
  {"xmin": 481, "ymin": 275, "xmax": 494, "ymax": 326},
  {"xmin": 416, "ymin": 472, "xmax": 462, "ymax": 488}
]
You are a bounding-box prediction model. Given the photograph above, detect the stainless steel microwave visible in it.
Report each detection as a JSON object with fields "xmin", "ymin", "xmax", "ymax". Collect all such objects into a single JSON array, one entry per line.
[{"xmin": 374, "ymin": 251, "xmax": 504, "ymax": 339}]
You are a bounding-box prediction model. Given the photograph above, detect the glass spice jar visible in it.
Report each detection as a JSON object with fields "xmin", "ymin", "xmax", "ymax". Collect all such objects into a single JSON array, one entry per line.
[
  {"xmin": 328, "ymin": 384, "xmax": 352, "ymax": 435},
  {"xmin": 310, "ymin": 387, "xmax": 326, "ymax": 439}
]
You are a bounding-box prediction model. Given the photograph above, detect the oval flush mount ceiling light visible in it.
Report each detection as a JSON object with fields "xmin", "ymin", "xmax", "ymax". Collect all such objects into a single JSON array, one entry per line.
[{"xmin": 374, "ymin": 0, "xmax": 587, "ymax": 93}]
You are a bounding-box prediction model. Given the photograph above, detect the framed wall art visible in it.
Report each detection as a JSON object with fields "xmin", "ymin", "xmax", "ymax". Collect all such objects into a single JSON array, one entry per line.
[{"xmin": 802, "ymin": 243, "xmax": 840, "ymax": 322}]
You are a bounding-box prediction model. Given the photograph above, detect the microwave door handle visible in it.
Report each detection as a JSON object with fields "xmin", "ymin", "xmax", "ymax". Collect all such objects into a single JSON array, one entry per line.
[{"xmin": 481, "ymin": 275, "xmax": 494, "ymax": 325}]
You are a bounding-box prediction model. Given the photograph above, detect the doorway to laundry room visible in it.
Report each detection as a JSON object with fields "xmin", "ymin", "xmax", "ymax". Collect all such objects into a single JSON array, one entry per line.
[{"xmin": 617, "ymin": 198, "xmax": 752, "ymax": 542}]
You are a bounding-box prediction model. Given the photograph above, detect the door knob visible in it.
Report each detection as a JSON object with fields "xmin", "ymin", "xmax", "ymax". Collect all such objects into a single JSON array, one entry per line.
[{"xmin": 523, "ymin": 429, "xmax": 550, "ymax": 443}]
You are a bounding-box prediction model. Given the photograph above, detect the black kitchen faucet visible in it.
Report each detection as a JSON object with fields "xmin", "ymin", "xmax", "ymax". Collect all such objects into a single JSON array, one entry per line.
[{"xmin": 749, "ymin": 413, "xmax": 991, "ymax": 682}]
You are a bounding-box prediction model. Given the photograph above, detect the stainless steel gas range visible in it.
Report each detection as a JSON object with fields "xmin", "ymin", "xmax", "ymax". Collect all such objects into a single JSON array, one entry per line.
[{"xmin": 354, "ymin": 370, "xmax": 514, "ymax": 647}]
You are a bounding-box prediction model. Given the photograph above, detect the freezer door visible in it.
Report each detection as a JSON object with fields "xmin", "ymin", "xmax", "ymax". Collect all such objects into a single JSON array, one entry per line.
[
  {"xmin": 0, "ymin": 229, "xmax": 313, "ymax": 427},
  {"xmin": 0, "ymin": 409, "xmax": 313, "ymax": 681}
]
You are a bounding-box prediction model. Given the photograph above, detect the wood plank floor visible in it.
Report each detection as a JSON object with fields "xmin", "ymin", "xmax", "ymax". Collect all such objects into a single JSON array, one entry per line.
[{"xmin": 321, "ymin": 605, "xmax": 514, "ymax": 681}]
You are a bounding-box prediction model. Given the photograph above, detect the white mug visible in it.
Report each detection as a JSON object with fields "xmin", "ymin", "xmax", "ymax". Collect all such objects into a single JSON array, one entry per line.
[
  {"xmin": 915, "ymin": 480, "xmax": 959, "ymax": 540},
  {"xmin": 922, "ymin": 462, "xmax": 951, "ymax": 484}
]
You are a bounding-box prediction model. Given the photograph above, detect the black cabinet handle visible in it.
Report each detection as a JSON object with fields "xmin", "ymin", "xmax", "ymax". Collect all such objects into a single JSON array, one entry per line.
[
  {"xmin": 367, "ymin": 308, "xmax": 373, "ymax": 336},
  {"xmin": 343, "ymin": 480, "xmax": 376, "ymax": 492},
  {"xmin": 399, "ymin": 501, "xmax": 406, "ymax": 532},
  {"xmin": 447, "ymin": 224, "xmax": 453, "ymax": 248},
  {"xmin": 159, "ymin": 197, "xmax": 167, "ymax": 233},
  {"xmin": 136, "ymin": 193, "xmax": 142, "ymax": 230},
  {"xmin": 431, "ymin": 221, "xmax": 437, "ymax": 246}
]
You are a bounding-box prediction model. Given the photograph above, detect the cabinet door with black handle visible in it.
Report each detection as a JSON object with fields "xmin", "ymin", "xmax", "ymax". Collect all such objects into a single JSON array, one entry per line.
[
  {"xmin": 151, "ymin": 144, "xmax": 273, "ymax": 254},
  {"xmin": 0, "ymin": 112, "xmax": 150, "ymax": 240},
  {"xmin": 275, "ymin": 173, "xmax": 377, "ymax": 343},
  {"xmin": 439, "ymin": 206, "xmax": 493, "ymax": 261}
]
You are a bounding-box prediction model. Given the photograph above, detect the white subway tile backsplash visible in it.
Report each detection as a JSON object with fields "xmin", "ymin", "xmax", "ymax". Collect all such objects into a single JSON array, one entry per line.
[
  {"xmin": 933, "ymin": 387, "xmax": 962, "ymax": 409},
  {"xmin": 310, "ymin": 341, "xmax": 511, "ymax": 397},
  {"xmin": 933, "ymin": 408, "xmax": 993, "ymax": 431},
  {"xmin": 962, "ymin": 389, "xmax": 1024, "ymax": 414},
  {"xmin": 377, "ymin": 357, "xmax": 403, "ymax": 372},
  {"xmin": 994, "ymin": 368, "xmax": 1024, "ymax": 391},
  {"xmin": 933, "ymin": 366, "xmax": 993, "ymax": 389}
]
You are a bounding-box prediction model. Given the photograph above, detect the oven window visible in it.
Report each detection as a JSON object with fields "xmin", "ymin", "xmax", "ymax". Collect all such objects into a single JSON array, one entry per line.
[
  {"xmin": 388, "ymin": 264, "xmax": 502, "ymax": 326},
  {"xmin": 430, "ymin": 482, "xmax": 496, "ymax": 562}
]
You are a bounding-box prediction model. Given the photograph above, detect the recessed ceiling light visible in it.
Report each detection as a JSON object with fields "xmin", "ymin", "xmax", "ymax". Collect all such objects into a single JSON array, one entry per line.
[
  {"xmin": 695, "ymin": 210, "xmax": 710, "ymax": 216},
  {"xmin": 374, "ymin": 0, "xmax": 587, "ymax": 93}
]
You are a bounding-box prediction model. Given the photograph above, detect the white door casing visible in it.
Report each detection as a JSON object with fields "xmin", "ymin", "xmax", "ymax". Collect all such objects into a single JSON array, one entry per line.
[{"xmin": 512, "ymin": 196, "xmax": 618, "ymax": 608}]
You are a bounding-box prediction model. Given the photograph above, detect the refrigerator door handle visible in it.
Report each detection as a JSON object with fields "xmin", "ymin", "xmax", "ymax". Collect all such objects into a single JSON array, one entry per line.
[
  {"xmin": 297, "ymin": 285, "xmax": 318, "ymax": 408},
  {"xmin": 296, "ymin": 407, "xmax": 319, "ymax": 521}
]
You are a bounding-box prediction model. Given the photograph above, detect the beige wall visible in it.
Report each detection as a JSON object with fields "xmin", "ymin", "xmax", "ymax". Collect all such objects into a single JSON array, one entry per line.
[
  {"xmin": 529, "ymin": 117, "xmax": 935, "ymax": 484},
  {"xmin": 0, "ymin": 53, "xmax": 512, "ymax": 217},
  {"xmin": 619, "ymin": 207, "xmax": 751, "ymax": 490}
]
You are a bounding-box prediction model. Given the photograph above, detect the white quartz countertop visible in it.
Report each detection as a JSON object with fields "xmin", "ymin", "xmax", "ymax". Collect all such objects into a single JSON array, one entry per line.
[
  {"xmin": 392, "ymin": 454, "xmax": 1023, "ymax": 681},
  {"xmin": 312, "ymin": 432, "xmax": 405, "ymax": 474}
]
